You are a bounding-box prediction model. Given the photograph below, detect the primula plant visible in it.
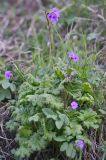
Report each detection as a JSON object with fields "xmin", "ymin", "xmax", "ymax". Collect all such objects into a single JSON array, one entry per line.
[
  {"xmin": 6, "ymin": 7, "xmax": 105, "ymax": 160},
  {"xmin": 0, "ymin": 70, "xmax": 16, "ymax": 101}
]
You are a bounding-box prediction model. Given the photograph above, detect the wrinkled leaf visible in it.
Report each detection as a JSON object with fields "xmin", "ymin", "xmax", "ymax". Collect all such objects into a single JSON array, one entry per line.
[
  {"xmin": 83, "ymin": 82, "xmax": 93, "ymax": 94},
  {"xmin": 29, "ymin": 114, "xmax": 39, "ymax": 122},
  {"xmin": 54, "ymin": 135, "xmax": 66, "ymax": 142},
  {"xmin": 42, "ymin": 108, "xmax": 57, "ymax": 120},
  {"xmin": 66, "ymin": 143, "xmax": 76, "ymax": 158},
  {"xmin": 60, "ymin": 142, "xmax": 68, "ymax": 152},
  {"xmin": 55, "ymin": 119, "xmax": 63, "ymax": 129}
]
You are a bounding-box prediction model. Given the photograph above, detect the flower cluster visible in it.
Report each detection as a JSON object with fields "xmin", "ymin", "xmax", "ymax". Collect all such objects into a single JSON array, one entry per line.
[
  {"xmin": 65, "ymin": 71, "xmax": 75, "ymax": 82},
  {"xmin": 5, "ymin": 71, "xmax": 13, "ymax": 79},
  {"xmin": 47, "ymin": 8, "xmax": 60, "ymax": 24},
  {"xmin": 68, "ymin": 51, "xmax": 79, "ymax": 62}
]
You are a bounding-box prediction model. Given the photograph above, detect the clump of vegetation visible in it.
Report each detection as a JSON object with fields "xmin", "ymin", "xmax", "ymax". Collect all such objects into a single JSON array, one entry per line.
[{"xmin": 5, "ymin": 7, "xmax": 105, "ymax": 160}]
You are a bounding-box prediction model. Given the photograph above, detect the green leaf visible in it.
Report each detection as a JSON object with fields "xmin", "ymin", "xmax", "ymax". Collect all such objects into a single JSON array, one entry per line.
[
  {"xmin": 28, "ymin": 132, "xmax": 46, "ymax": 151},
  {"xmin": 64, "ymin": 126, "xmax": 71, "ymax": 136},
  {"xmin": 78, "ymin": 93, "xmax": 94, "ymax": 105},
  {"xmin": 44, "ymin": 130, "xmax": 56, "ymax": 141},
  {"xmin": 19, "ymin": 126, "xmax": 32, "ymax": 138},
  {"xmin": 27, "ymin": 74, "xmax": 40, "ymax": 86},
  {"xmin": 10, "ymin": 83, "xmax": 16, "ymax": 92},
  {"xmin": 1, "ymin": 79, "xmax": 11, "ymax": 89},
  {"xmin": 54, "ymin": 135, "xmax": 66, "ymax": 142},
  {"xmin": 64, "ymin": 80, "xmax": 82, "ymax": 98},
  {"xmin": 97, "ymin": 89, "xmax": 104, "ymax": 104},
  {"xmin": 29, "ymin": 114, "xmax": 39, "ymax": 122},
  {"xmin": 58, "ymin": 112, "xmax": 69, "ymax": 124},
  {"xmin": 42, "ymin": 108, "xmax": 57, "ymax": 120},
  {"xmin": 83, "ymin": 82, "xmax": 93, "ymax": 94},
  {"xmin": 79, "ymin": 109, "xmax": 101, "ymax": 129},
  {"xmin": 0, "ymin": 87, "xmax": 11, "ymax": 101},
  {"xmin": 60, "ymin": 142, "xmax": 68, "ymax": 151},
  {"xmin": 69, "ymin": 122, "xmax": 83, "ymax": 136},
  {"xmin": 99, "ymin": 109, "xmax": 106, "ymax": 115},
  {"xmin": 66, "ymin": 143, "xmax": 76, "ymax": 158},
  {"xmin": 55, "ymin": 119, "xmax": 63, "ymax": 129},
  {"xmin": 12, "ymin": 147, "xmax": 31, "ymax": 158},
  {"xmin": 55, "ymin": 67, "xmax": 64, "ymax": 79},
  {"xmin": 46, "ymin": 119, "xmax": 55, "ymax": 131}
]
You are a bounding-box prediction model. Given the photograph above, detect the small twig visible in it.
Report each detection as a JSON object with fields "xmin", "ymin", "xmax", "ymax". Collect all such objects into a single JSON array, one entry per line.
[
  {"xmin": 5, "ymin": 139, "xmax": 15, "ymax": 149},
  {"xmin": 0, "ymin": 135, "xmax": 12, "ymax": 141},
  {"xmin": 27, "ymin": 17, "xmax": 36, "ymax": 37},
  {"xmin": 96, "ymin": 46, "xmax": 106, "ymax": 56},
  {"xmin": 0, "ymin": 147, "xmax": 6, "ymax": 160},
  {"xmin": 0, "ymin": 123, "xmax": 10, "ymax": 149},
  {"xmin": 0, "ymin": 146, "xmax": 15, "ymax": 159},
  {"xmin": 75, "ymin": 17, "xmax": 99, "ymax": 22}
]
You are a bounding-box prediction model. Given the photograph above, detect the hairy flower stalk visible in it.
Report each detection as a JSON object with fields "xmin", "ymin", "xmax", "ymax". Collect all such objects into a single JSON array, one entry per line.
[{"xmin": 46, "ymin": 8, "xmax": 60, "ymax": 63}]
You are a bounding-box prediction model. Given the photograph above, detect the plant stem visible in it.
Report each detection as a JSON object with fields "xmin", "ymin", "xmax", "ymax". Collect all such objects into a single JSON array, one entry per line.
[
  {"xmin": 45, "ymin": 11, "xmax": 52, "ymax": 64},
  {"xmin": 79, "ymin": 151, "xmax": 82, "ymax": 160}
]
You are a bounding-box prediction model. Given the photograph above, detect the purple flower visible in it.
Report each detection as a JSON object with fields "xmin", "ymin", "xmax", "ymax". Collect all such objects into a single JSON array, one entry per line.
[
  {"xmin": 71, "ymin": 71, "xmax": 75, "ymax": 77},
  {"xmin": 65, "ymin": 73, "xmax": 69, "ymax": 78},
  {"xmin": 5, "ymin": 71, "xmax": 13, "ymax": 79},
  {"xmin": 47, "ymin": 41, "xmax": 50, "ymax": 47},
  {"xmin": 76, "ymin": 139, "xmax": 85, "ymax": 150},
  {"xmin": 47, "ymin": 8, "xmax": 60, "ymax": 24},
  {"xmin": 65, "ymin": 73, "xmax": 70, "ymax": 81},
  {"xmin": 51, "ymin": 8, "xmax": 60, "ymax": 18},
  {"xmin": 68, "ymin": 51, "xmax": 79, "ymax": 62},
  {"xmin": 71, "ymin": 101, "xmax": 78, "ymax": 109}
]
